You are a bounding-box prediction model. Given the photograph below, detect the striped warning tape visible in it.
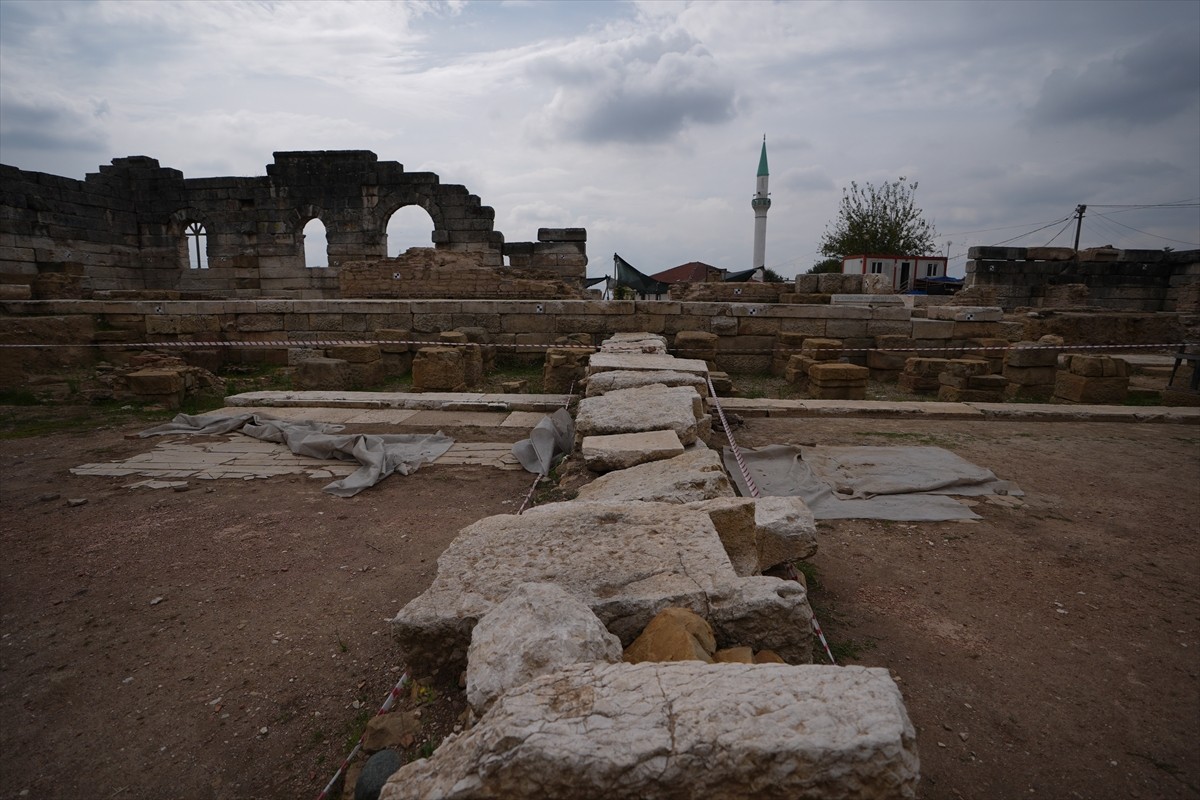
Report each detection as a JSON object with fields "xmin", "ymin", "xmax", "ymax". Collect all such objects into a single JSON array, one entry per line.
[
  {"xmin": 706, "ymin": 375, "xmax": 838, "ymax": 666},
  {"xmin": 316, "ymin": 670, "xmax": 410, "ymax": 800},
  {"xmin": 0, "ymin": 338, "xmax": 1183, "ymax": 356}
]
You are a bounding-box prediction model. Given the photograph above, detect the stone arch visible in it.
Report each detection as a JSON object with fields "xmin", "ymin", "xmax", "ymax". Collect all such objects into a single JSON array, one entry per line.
[
  {"xmin": 383, "ymin": 203, "xmax": 438, "ymax": 257},
  {"xmin": 291, "ymin": 204, "xmax": 329, "ymax": 269},
  {"xmin": 377, "ymin": 193, "xmax": 447, "ymax": 243}
]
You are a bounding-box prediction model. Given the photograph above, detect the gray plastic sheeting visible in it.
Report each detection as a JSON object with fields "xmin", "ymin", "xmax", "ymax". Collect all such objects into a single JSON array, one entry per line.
[
  {"xmin": 512, "ymin": 408, "xmax": 575, "ymax": 476},
  {"xmin": 139, "ymin": 413, "xmax": 454, "ymax": 497},
  {"xmin": 724, "ymin": 444, "xmax": 1022, "ymax": 522}
]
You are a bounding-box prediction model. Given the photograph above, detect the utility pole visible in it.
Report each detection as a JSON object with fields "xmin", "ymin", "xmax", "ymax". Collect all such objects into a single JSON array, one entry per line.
[{"xmin": 1072, "ymin": 204, "xmax": 1087, "ymax": 254}]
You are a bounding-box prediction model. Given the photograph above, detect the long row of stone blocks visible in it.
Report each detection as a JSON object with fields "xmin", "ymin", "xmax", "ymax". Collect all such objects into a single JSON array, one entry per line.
[{"xmin": 384, "ymin": 332, "xmax": 919, "ymax": 797}]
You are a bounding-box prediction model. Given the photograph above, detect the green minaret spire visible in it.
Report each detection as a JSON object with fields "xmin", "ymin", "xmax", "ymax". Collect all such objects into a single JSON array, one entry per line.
[{"xmin": 757, "ymin": 135, "xmax": 769, "ymax": 177}]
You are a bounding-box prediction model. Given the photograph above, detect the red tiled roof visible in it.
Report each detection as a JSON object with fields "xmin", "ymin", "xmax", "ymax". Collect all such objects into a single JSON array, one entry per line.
[{"xmin": 649, "ymin": 261, "xmax": 722, "ymax": 283}]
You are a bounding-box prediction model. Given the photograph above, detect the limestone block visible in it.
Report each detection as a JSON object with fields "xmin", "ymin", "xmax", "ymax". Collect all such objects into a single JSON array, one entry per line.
[
  {"xmin": 967, "ymin": 374, "xmax": 1008, "ymax": 390},
  {"xmin": 714, "ymin": 646, "xmax": 755, "ymax": 663},
  {"xmin": 379, "ymin": 662, "xmax": 918, "ymax": 800},
  {"xmin": 542, "ymin": 346, "xmax": 590, "ymax": 394},
  {"xmin": 1005, "ymin": 342, "xmax": 1059, "ymax": 368},
  {"xmin": 910, "ymin": 318, "xmax": 955, "ymax": 339},
  {"xmin": 600, "ymin": 332, "xmax": 668, "ymax": 354},
  {"xmin": 326, "ymin": 343, "xmax": 380, "ymax": 364},
  {"xmin": 794, "ymin": 274, "xmax": 819, "ymax": 293},
  {"xmin": 1053, "ymin": 372, "xmax": 1129, "ymax": 404},
  {"xmin": 466, "ymin": 583, "xmax": 623, "ymax": 715},
  {"xmin": 1066, "ymin": 354, "xmax": 1129, "ymax": 377},
  {"xmin": 950, "ymin": 321, "xmax": 1001, "ymax": 338},
  {"xmin": 294, "ymin": 358, "xmax": 350, "ymax": 391},
  {"xmin": 861, "ymin": 273, "xmax": 893, "ymax": 294},
  {"xmin": 753, "ymin": 496, "xmax": 818, "ymax": 569},
  {"xmin": 623, "ymin": 607, "xmax": 717, "ymax": 664},
  {"xmin": 587, "ymin": 352, "xmax": 709, "ymax": 377},
  {"xmin": 897, "ymin": 373, "xmax": 940, "ymax": 394},
  {"xmin": 903, "ymin": 357, "xmax": 953, "ymax": 377},
  {"xmin": 581, "ymin": 430, "xmax": 685, "ymax": 473},
  {"xmin": 575, "ymin": 448, "xmax": 735, "ymax": 504},
  {"xmin": 708, "ymin": 576, "xmax": 811, "ymax": 663},
  {"xmin": 672, "ymin": 330, "xmax": 719, "ymax": 362},
  {"xmin": 809, "ymin": 363, "xmax": 868, "ymax": 384},
  {"xmin": 575, "ymin": 385, "xmax": 702, "ymax": 445},
  {"xmin": 584, "ymin": 369, "xmax": 706, "ymax": 398},
  {"xmin": 391, "ymin": 501, "xmax": 738, "ymax": 676},
  {"xmin": 684, "ymin": 497, "xmax": 759, "ymax": 576},
  {"xmin": 125, "ymin": 368, "xmax": 183, "ymax": 396},
  {"xmin": 867, "ymin": 350, "xmax": 913, "ymax": 371},
  {"xmin": 937, "ymin": 359, "xmax": 991, "ymax": 387},
  {"xmin": 926, "ymin": 305, "xmax": 1003, "ymax": 322},
  {"xmin": 412, "ymin": 346, "xmax": 466, "ymax": 392}
]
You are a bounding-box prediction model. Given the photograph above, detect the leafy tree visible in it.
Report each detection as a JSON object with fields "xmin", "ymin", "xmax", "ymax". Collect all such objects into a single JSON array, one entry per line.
[
  {"xmin": 818, "ymin": 177, "xmax": 937, "ymax": 259},
  {"xmin": 807, "ymin": 257, "xmax": 843, "ymax": 274},
  {"xmin": 761, "ymin": 267, "xmax": 787, "ymax": 283}
]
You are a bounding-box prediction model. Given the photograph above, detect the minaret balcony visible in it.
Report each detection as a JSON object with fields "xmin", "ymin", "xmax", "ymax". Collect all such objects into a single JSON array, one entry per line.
[{"xmin": 751, "ymin": 197, "xmax": 772, "ymax": 210}]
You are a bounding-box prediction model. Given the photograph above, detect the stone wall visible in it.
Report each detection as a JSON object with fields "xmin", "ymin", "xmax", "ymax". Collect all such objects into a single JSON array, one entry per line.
[
  {"xmin": 0, "ymin": 151, "xmax": 586, "ymax": 300},
  {"xmin": 338, "ymin": 248, "xmax": 584, "ymax": 300},
  {"xmin": 1, "ymin": 297, "xmax": 1186, "ymax": 390},
  {"xmin": 965, "ymin": 246, "xmax": 1200, "ymax": 311}
]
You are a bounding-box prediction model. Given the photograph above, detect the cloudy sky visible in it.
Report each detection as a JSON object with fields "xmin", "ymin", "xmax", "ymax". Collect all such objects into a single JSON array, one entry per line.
[{"xmin": 1, "ymin": 0, "xmax": 1198, "ymax": 278}]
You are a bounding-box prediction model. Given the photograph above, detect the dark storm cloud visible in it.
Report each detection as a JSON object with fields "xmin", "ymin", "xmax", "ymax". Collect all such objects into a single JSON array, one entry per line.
[
  {"xmin": 1030, "ymin": 30, "xmax": 1200, "ymax": 128},
  {"xmin": 0, "ymin": 95, "xmax": 109, "ymax": 158},
  {"xmin": 528, "ymin": 29, "xmax": 737, "ymax": 145}
]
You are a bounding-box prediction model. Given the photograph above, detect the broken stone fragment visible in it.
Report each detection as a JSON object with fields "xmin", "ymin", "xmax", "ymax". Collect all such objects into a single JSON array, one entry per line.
[
  {"xmin": 575, "ymin": 447, "xmax": 735, "ymax": 503},
  {"xmin": 574, "ymin": 384, "xmax": 703, "ymax": 445},
  {"xmin": 622, "ymin": 607, "xmax": 717, "ymax": 664},
  {"xmin": 389, "ymin": 500, "xmax": 811, "ymax": 678},
  {"xmin": 378, "ymin": 662, "xmax": 919, "ymax": 800},
  {"xmin": 580, "ymin": 429, "xmax": 684, "ymax": 472},
  {"xmin": 466, "ymin": 582, "xmax": 622, "ymax": 715}
]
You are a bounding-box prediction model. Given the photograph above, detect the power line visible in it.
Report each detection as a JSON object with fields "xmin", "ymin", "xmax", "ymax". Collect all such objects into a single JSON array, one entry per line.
[
  {"xmin": 988, "ymin": 216, "xmax": 1073, "ymax": 247},
  {"xmin": 940, "ymin": 218, "xmax": 1073, "ymax": 237},
  {"xmin": 1091, "ymin": 211, "xmax": 1200, "ymax": 246},
  {"xmin": 1044, "ymin": 218, "xmax": 1075, "ymax": 247}
]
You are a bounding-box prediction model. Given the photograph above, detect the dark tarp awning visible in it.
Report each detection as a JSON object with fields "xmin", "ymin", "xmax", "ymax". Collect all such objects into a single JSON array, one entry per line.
[{"xmin": 614, "ymin": 253, "xmax": 670, "ymax": 295}]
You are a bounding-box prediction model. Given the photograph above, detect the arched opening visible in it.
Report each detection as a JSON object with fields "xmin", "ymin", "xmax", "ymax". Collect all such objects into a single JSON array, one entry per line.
[
  {"xmin": 302, "ymin": 218, "xmax": 329, "ymax": 268},
  {"xmin": 385, "ymin": 205, "xmax": 435, "ymax": 257},
  {"xmin": 185, "ymin": 222, "xmax": 209, "ymax": 270}
]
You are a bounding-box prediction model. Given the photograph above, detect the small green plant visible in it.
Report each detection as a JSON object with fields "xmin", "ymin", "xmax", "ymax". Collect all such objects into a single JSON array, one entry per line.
[
  {"xmin": 792, "ymin": 560, "xmax": 822, "ymax": 592},
  {"xmin": 0, "ymin": 388, "xmax": 41, "ymax": 406},
  {"xmin": 829, "ymin": 637, "xmax": 876, "ymax": 662},
  {"xmin": 342, "ymin": 708, "xmax": 372, "ymax": 752},
  {"xmin": 335, "ymin": 632, "xmax": 349, "ymax": 653},
  {"xmin": 417, "ymin": 737, "xmax": 442, "ymax": 759}
]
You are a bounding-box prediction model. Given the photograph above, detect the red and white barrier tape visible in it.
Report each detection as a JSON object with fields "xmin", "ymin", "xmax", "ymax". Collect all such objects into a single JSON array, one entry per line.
[
  {"xmin": 706, "ymin": 375, "xmax": 838, "ymax": 666},
  {"xmin": 0, "ymin": 339, "xmax": 1184, "ymax": 355},
  {"xmin": 316, "ymin": 671, "xmax": 411, "ymax": 800}
]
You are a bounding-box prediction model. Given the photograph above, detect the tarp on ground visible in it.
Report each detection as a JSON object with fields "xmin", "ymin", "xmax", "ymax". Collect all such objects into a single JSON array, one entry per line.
[
  {"xmin": 139, "ymin": 413, "xmax": 454, "ymax": 497},
  {"xmin": 723, "ymin": 444, "xmax": 1022, "ymax": 521},
  {"xmin": 512, "ymin": 407, "xmax": 575, "ymax": 476}
]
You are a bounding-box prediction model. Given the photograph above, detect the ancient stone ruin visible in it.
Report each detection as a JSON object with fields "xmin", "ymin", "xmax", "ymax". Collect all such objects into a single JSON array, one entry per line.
[
  {"xmin": 381, "ymin": 333, "xmax": 921, "ymax": 798},
  {"xmin": 0, "ymin": 150, "xmax": 586, "ymax": 300}
]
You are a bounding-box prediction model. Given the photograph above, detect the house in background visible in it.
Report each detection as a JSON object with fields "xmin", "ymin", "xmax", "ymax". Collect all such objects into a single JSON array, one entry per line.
[
  {"xmin": 841, "ymin": 254, "xmax": 948, "ymax": 292},
  {"xmin": 642, "ymin": 261, "xmax": 737, "ymax": 300}
]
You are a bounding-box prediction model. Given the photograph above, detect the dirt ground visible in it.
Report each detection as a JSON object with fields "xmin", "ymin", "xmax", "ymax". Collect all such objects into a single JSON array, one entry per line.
[{"xmin": 1, "ymin": 408, "xmax": 1198, "ymax": 799}]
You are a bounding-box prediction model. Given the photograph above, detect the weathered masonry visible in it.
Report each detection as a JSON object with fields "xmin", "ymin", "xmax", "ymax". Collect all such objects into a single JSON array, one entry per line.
[
  {"xmin": 0, "ymin": 151, "xmax": 587, "ymax": 299},
  {"xmin": 965, "ymin": 245, "xmax": 1199, "ymax": 312}
]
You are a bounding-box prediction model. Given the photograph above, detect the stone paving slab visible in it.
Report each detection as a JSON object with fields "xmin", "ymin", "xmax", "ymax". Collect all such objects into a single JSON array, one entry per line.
[
  {"xmin": 710, "ymin": 397, "xmax": 1199, "ymax": 424},
  {"xmin": 224, "ymin": 391, "xmax": 572, "ymax": 412},
  {"xmin": 500, "ymin": 411, "xmax": 552, "ymax": 429},
  {"xmin": 587, "ymin": 353, "xmax": 709, "ymax": 376},
  {"xmin": 403, "ymin": 410, "xmax": 510, "ymax": 427}
]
